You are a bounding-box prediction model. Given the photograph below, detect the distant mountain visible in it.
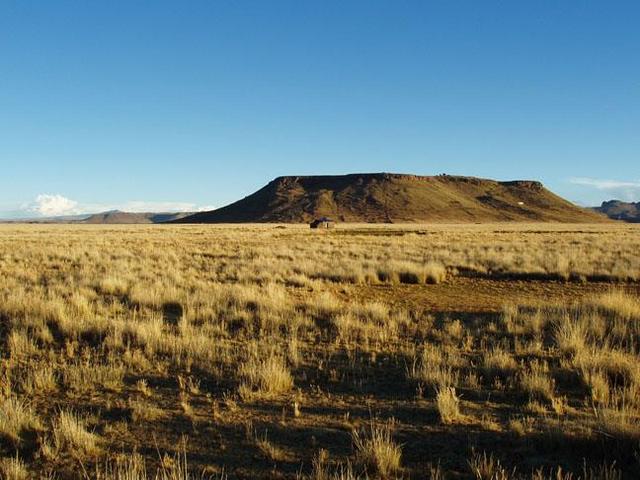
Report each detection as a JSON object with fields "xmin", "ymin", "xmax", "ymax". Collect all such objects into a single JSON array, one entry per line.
[
  {"xmin": 593, "ymin": 200, "xmax": 640, "ymax": 223},
  {"xmin": 173, "ymin": 173, "xmax": 606, "ymax": 224},
  {"xmin": 1, "ymin": 210, "xmax": 193, "ymax": 224},
  {"xmin": 78, "ymin": 210, "xmax": 192, "ymax": 224}
]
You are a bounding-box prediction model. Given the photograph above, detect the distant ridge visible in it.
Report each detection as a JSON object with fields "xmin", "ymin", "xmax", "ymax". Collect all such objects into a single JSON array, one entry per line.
[
  {"xmin": 78, "ymin": 210, "xmax": 192, "ymax": 224},
  {"xmin": 593, "ymin": 200, "xmax": 640, "ymax": 223},
  {"xmin": 2, "ymin": 210, "xmax": 193, "ymax": 224},
  {"xmin": 173, "ymin": 173, "xmax": 606, "ymax": 224}
]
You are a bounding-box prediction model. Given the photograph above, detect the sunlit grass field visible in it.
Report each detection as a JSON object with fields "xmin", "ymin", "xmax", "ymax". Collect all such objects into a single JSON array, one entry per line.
[{"xmin": 1, "ymin": 223, "xmax": 639, "ymax": 479}]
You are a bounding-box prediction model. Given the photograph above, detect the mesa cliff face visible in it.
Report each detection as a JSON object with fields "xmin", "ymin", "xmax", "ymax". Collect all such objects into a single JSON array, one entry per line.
[{"xmin": 173, "ymin": 173, "xmax": 606, "ymax": 223}]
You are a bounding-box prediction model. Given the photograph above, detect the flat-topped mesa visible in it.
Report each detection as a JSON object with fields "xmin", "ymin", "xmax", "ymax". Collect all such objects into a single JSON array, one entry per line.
[{"xmin": 172, "ymin": 173, "xmax": 606, "ymax": 224}]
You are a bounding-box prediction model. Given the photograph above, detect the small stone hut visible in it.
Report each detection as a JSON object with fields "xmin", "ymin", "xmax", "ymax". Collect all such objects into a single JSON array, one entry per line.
[{"xmin": 310, "ymin": 217, "xmax": 335, "ymax": 229}]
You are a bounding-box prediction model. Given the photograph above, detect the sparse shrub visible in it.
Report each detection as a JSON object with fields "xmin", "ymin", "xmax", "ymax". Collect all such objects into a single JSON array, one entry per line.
[
  {"xmin": 310, "ymin": 292, "xmax": 342, "ymax": 320},
  {"xmin": 436, "ymin": 387, "xmax": 461, "ymax": 424},
  {"xmin": 180, "ymin": 395, "xmax": 195, "ymax": 420},
  {"xmin": 352, "ymin": 420, "xmax": 402, "ymax": 477},
  {"xmin": 253, "ymin": 429, "xmax": 288, "ymax": 462},
  {"xmin": 177, "ymin": 375, "xmax": 201, "ymax": 395},
  {"xmin": 582, "ymin": 462, "xmax": 623, "ymax": 480},
  {"xmin": 592, "ymin": 290, "xmax": 640, "ymax": 321},
  {"xmin": 0, "ymin": 455, "xmax": 29, "ymax": 480},
  {"xmin": 424, "ymin": 262, "xmax": 447, "ymax": 284},
  {"xmin": 483, "ymin": 348, "xmax": 518, "ymax": 379},
  {"xmin": 468, "ymin": 450, "xmax": 512, "ymax": 480},
  {"xmin": 409, "ymin": 344, "xmax": 459, "ymax": 389},
  {"xmin": 155, "ymin": 448, "xmax": 205, "ymax": 480},
  {"xmin": 550, "ymin": 396, "xmax": 568, "ymax": 415},
  {"xmin": 574, "ymin": 348, "xmax": 640, "ymax": 391},
  {"xmin": 239, "ymin": 351, "xmax": 293, "ymax": 399},
  {"xmin": 0, "ymin": 396, "xmax": 41, "ymax": 448},
  {"xmin": 19, "ymin": 365, "xmax": 57, "ymax": 395},
  {"xmin": 581, "ymin": 368, "xmax": 610, "ymax": 406},
  {"xmin": 94, "ymin": 448, "xmax": 214, "ymax": 480},
  {"xmin": 98, "ymin": 276, "xmax": 129, "ymax": 296},
  {"xmin": 377, "ymin": 261, "xmax": 445, "ymax": 284},
  {"xmin": 287, "ymin": 335, "xmax": 301, "ymax": 366},
  {"xmin": 500, "ymin": 304, "xmax": 519, "ymax": 333},
  {"xmin": 129, "ymin": 399, "xmax": 164, "ymax": 423},
  {"xmin": 554, "ymin": 314, "xmax": 587, "ymax": 356},
  {"xmin": 426, "ymin": 462, "xmax": 446, "ymax": 480},
  {"xmin": 444, "ymin": 319, "xmax": 464, "ymax": 341},
  {"xmin": 7, "ymin": 330, "xmax": 37, "ymax": 359},
  {"xmin": 464, "ymin": 371, "xmax": 481, "ymax": 390},
  {"xmin": 595, "ymin": 405, "xmax": 640, "ymax": 442},
  {"xmin": 136, "ymin": 379, "xmax": 152, "ymax": 397},
  {"xmin": 519, "ymin": 361, "xmax": 555, "ymax": 403},
  {"xmin": 95, "ymin": 453, "xmax": 147, "ymax": 480},
  {"xmin": 508, "ymin": 416, "xmax": 534, "ymax": 436},
  {"xmin": 306, "ymin": 450, "xmax": 361, "ymax": 480},
  {"xmin": 53, "ymin": 410, "xmax": 99, "ymax": 455},
  {"xmin": 63, "ymin": 361, "xmax": 125, "ymax": 392}
]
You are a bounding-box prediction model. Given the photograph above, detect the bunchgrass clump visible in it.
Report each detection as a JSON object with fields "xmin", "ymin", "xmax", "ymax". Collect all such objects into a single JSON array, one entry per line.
[
  {"xmin": 239, "ymin": 351, "xmax": 294, "ymax": 399},
  {"xmin": 0, "ymin": 396, "xmax": 41, "ymax": 448},
  {"xmin": 352, "ymin": 420, "xmax": 402, "ymax": 477},
  {"xmin": 53, "ymin": 410, "xmax": 99, "ymax": 455},
  {"xmin": 436, "ymin": 387, "xmax": 462, "ymax": 424}
]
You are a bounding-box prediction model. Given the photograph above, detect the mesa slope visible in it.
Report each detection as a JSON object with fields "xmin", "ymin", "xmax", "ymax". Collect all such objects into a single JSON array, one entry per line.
[{"xmin": 175, "ymin": 173, "xmax": 606, "ymax": 223}]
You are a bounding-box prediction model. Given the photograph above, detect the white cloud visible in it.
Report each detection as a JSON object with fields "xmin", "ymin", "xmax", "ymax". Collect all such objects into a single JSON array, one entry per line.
[
  {"xmin": 14, "ymin": 194, "xmax": 215, "ymax": 218},
  {"xmin": 569, "ymin": 177, "xmax": 640, "ymax": 189},
  {"xmin": 568, "ymin": 177, "xmax": 640, "ymax": 203},
  {"xmin": 28, "ymin": 194, "xmax": 81, "ymax": 217}
]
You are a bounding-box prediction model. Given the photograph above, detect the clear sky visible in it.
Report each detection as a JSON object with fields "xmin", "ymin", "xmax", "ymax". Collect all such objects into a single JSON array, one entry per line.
[{"xmin": 1, "ymin": 1, "xmax": 638, "ymax": 218}]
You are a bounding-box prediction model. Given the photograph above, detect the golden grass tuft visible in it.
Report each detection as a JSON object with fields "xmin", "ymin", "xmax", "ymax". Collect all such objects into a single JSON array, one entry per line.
[
  {"xmin": 519, "ymin": 361, "xmax": 555, "ymax": 403},
  {"xmin": 483, "ymin": 348, "xmax": 518, "ymax": 378},
  {"xmin": 0, "ymin": 396, "xmax": 41, "ymax": 448},
  {"xmin": 592, "ymin": 290, "xmax": 640, "ymax": 321},
  {"xmin": 352, "ymin": 420, "xmax": 402, "ymax": 477},
  {"xmin": 306, "ymin": 450, "xmax": 361, "ymax": 480},
  {"xmin": 0, "ymin": 455, "xmax": 29, "ymax": 480},
  {"xmin": 409, "ymin": 343, "xmax": 460, "ymax": 390},
  {"xmin": 53, "ymin": 410, "xmax": 99, "ymax": 455},
  {"xmin": 239, "ymin": 350, "xmax": 294, "ymax": 399},
  {"xmin": 436, "ymin": 387, "xmax": 462, "ymax": 424},
  {"xmin": 468, "ymin": 450, "xmax": 512, "ymax": 480},
  {"xmin": 378, "ymin": 261, "xmax": 446, "ymax": 285}
]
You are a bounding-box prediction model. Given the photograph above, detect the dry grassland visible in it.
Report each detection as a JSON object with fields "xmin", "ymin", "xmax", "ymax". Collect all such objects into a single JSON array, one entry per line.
[{"xmin": 0, "ymin": 223, "xmax": 639, "ymax": 479}]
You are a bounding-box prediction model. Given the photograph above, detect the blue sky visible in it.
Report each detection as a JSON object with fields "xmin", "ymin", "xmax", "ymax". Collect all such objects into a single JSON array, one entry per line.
[{"xmin": 1, "ymin": 1, "xmax": 638, "ymax": 217}]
